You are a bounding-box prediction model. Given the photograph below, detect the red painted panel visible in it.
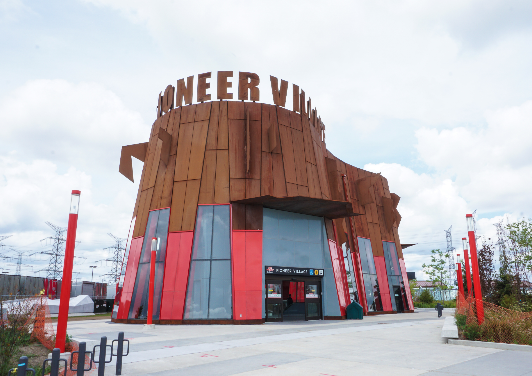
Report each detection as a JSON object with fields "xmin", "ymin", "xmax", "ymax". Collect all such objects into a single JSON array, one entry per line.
[
  {"xmin": 117, "ymin": 237, "xmax": 143, "ymax": 319},
  {"xmin": 232, "ymin": 230, "xmax": 263, "ymax": 321},
  {"xmin": 245, "ymin": 231, "xmax": 263, "ymax": 291},
  {"xmin": 171, "ymin": 232, "xmax": 194, "ymax": 320},
  {"xmin": 374, "ymin": 256, "xmax": 392, "ymax": 311},
  {"xmin": 232, "ymin": 232, "xmax": 247, "ymax": 291},
  {"xmin": 246, "ymin": 290, "xmax": 263, "ymax": 319},
  {"xmin": 160, "ymin": 232, "xmax": 181, "ymax": 320},
  {"xmin": 328, "ymin": 239, "xmax": 348, "ymax": 316},
  {"xmin": 399, "ymin": 258, "xmax": 414, "ymax": 310}
]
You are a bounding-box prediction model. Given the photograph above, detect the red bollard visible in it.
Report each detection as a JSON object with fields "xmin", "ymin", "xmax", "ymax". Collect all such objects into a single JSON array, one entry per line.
[
  {"xmin": 56, "ymin": 190, "xmax": 81, "ymax": 352},
  {"xmin": 466, "ymin": 214, "xmax": 484, "ymax": 324},
  {"xmin": 147, "ymin": 237, "xmax": 157, "ymax": 325}
]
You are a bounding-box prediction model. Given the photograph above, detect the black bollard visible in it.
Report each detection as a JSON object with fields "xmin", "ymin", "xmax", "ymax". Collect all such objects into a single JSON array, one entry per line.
[
  {"xmin": 93, "ymin": 336, "xmax": 112, "ymax": 376},
  {"xmin": 8, "ymin": 355, "xmax": 36, "ymax": 376},
  {"xmin": 42, "ymin": 348, "xmax": 67, "ymax": 376},
  {"xmin": 112, "ymin": 332, "xmax": 129, "ymax": 375},
  {"xmin": 70, "ymin": 341, "xmax": 93, "ymax": 376}
]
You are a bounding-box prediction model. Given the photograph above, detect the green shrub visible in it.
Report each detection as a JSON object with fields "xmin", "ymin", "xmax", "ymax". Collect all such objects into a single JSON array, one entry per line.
[{"xmin": 418, "ymin": 289, "xmax": 434, "ymax": 304}]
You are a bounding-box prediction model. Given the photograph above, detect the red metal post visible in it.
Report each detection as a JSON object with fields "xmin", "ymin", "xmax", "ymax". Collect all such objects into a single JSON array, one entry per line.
[
  {"xmin": 55, "ymin": 190, "xmax": 81, "ymax": 352},
  {"xmin": 462, "ymin": 237, "xmax": 472, "ymax": 295},
  {"xmin": 147, "ymin": 237, "xmax": 157, "ymax": 325},
  {"xmin": 466, "ymin": 214, "xmax": 484, "ymax": 324},
  {"xmin": 456, "ymin": 255, "xmax": 464, "ymax": 298}
]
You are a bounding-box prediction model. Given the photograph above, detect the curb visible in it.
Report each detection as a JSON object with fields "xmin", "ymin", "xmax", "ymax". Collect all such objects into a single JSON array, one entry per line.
[{"xmin": 448, "ymin": 339, "xmax": 532, "ymax": 352}]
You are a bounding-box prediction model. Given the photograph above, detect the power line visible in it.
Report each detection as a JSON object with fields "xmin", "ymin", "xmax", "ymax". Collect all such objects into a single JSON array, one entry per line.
[
  {"xmin": 102, "ymin": 233, "xmax": 126, "ymax": 284},
  {"xmin": 40, "ymin": 222, "xmax": 67, "ymax": 279}
]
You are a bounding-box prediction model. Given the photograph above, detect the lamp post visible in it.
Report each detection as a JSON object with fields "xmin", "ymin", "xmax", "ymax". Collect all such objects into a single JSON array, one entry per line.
[
  {"xmin": 466, "ymin": 214, "xmax": 484, "ymax": 324},
  {"xmin": 461, "ymin": 237, "xmax": 472, "ymax": 296},
  {"xmin": 456, "ymin": 252, "xmax": 464, "ymax": 299},
  {"xmin": 55, "ymin": 190, "xmax": 81, "ymax": 352},
  {"xmin": 147, "ymin": 237, "xmax": 157, "ymax": 326}
]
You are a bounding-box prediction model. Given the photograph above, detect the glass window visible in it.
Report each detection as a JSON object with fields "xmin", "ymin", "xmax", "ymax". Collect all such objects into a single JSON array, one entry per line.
[
  {"xmin": 357, "ymin": 237, "xmax": 382, "ymax": 312},
  {"xmin": 267, "ymin": 303, "xmax": 282, "ymax": 318},
  {"xmin": 306, "ymin": 284, "xmax": 319, "ymax": 298},
  {"xmin": 383, "ymin": 241, "xmax": 405, "ymax": 312},
  {"xmin": 184, "ymin": 205, "xmax": 232, "ymax": 320},
  {"xmin": 267, "ymin": 283, "xmax": 281, "ymax": 298},
  {"xmin": 128, "ymin": 208, "xmax": 170, "ymax": 320},
  {"xmin": 212, "ymin": 206, "xmax": 231, "ymax": 259}
]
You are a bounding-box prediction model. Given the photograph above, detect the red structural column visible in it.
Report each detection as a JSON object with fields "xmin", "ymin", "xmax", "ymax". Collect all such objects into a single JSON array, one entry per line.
[
  {"xmin": 462, "ymin": 237, "xmax": 472, "ymax": 296},
  {"xmin": 456, "ymin": 254, "xmax": 464, "ymax": 298},
  {"xmin": 466, "ymin": 214, "xmax": 484, "ymax": 324},
  {"xmin": 55, "ymin": 190, "xmax": 81, "ymax": 352},
  {"xmin": 147, "ymin": 237, "xmax": 157, "ymax": 325}
]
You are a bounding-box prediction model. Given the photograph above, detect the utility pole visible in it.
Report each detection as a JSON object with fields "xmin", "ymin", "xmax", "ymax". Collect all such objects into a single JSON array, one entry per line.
[
  {"xmin": 103, "ymin": 233, "xmax": 126, "ymax": 284},
  {"xmin": 40, "ymin": 222, "xmax": 67, "ymax": 279},
  {"xmin": 444, "ymin": 226, "xmax": 455, "ymax": 288},
  {"xmin": 495, "ymin": 221, "xmax": 508, "ymax": 274}
]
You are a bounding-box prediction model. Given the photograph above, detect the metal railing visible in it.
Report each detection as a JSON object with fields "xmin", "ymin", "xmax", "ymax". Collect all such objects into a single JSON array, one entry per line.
[{"xmin": 8, "ymin": 332, "xmax": 129, "ymax": 376}]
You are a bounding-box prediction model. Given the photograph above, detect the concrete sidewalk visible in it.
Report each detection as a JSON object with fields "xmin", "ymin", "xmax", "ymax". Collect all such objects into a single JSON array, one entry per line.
[{"xmin": 62, "ymin": 310, "xmax": 532, "ymax": 375}]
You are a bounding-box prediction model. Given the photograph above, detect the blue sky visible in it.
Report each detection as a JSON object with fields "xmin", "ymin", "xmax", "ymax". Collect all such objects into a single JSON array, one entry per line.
[{"xmin": 1, "ymin": 0, "xmax": 532, "ymax": 282}]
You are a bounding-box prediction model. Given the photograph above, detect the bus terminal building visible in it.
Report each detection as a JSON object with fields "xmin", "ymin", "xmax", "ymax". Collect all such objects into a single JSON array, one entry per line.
[{"xmin": 113, "ymin": 71, "xmax": 414, "ymax": 324}]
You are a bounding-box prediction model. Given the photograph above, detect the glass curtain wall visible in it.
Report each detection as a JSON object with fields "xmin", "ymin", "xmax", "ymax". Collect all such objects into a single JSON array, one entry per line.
[
  {"xmin": 184, "ymin": 205, "xmax": 232, "ymax": 320},
  {"xmin": 128, "ymin": 208, "xmax": 170, "ymax": 320},
  {"xmin": 357, "ymin": 237, "xmax": 383, "ymax": 312},
  {"xmin": 382, "ymin": 241, "xmax": 408, "ymax": 311}
]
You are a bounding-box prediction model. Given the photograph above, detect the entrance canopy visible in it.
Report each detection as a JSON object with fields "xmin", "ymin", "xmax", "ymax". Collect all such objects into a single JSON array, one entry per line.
[{"xmin": 235, "ymin": 195, "xmax": 359, "ymax": 219}]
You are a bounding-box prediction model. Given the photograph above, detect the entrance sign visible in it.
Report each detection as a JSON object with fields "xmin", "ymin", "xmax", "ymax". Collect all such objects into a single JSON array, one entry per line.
[
  {"xmin": 156, "ymin": 71, "xmax": 326, "ymax": 140},
  {"xmin": 265, "ymin": 266, "xmax": 324, "ymax": 277}
]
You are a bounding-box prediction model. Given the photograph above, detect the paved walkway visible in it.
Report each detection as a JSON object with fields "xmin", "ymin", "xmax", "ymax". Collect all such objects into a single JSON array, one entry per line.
[{"xmin": 62, "ymin": 310, "xmax": 532, "ymax": 375}]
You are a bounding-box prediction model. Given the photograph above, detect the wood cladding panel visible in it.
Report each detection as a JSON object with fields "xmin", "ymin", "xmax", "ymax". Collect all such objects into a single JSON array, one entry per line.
[
  {"xmin": 326, "ymin": 157, "xmax": 342, "ymax": 201},
  {"xmin": 278, "ymin": 125, "xmax": 297, "ymax": 184},
  {"xmin": 232, "ymin": 203, "xmax": 246, "ymax": 230},
  {"xmin": 306, "ymin": 162, "xmax": 321, "ymax": 198},
  {"xmin": 271, "ymin": 152, "xmax": 287, "ymax": 197},
  {"xmin": 160, "ymin": 154, "xmax": 177, "ymax": 208},
  {"xmin": 261, "ymin": 152, "xmax": 273, "ymax": 196},
  {"xmin": 198, "ymin": 150, "xmax": 217, "ymax": 204},
  {"xmin": 261, "ymin": 104, "xmax": 271, "ymax": 152},
  {"xmin": 248, "ymin": 120, "xmax": 261, "ymax": 180},
  {"xmin": 229, "ymin": 119, "xmax": 246, "ymax": 179},
  {"xmin": 169, "ymin": 108, "xmax": 182, "ymax": 156},
  {"xmin": 313, "ymin": 140, "xmax": 330, "ymax": 199},
  {"xmin": 244, "ymin": 102, "xmax": 261, "ymax": 121},
  {"xmin": 291, "ymin": 128, "xmax": 308, "ymax": 187},
  {"xmin": 174, "ymin": 123, "xmax": 194, "ymax": 181},
  {"xmin": 289, "ymin": 111, "xmax": 302, "ymax": 131},
  {"xmin": 187, "ymin": 121, "xmax": 209, "ymax": 180},
  {"xmin": 268, "ymin": 105, "xmax": 281, "ymax": 154},
  {"xmin": 286, "ymin": 182, "xmax": 298, "ymax": 196},
  {"xmin": 169, "ymin": 181, "xmax": 187, "ymax": 232},
  {"xmin": 149, "ymin": 160, "xmax": 167, "ymax": 210},
  {"xmin": 181, "ymin": 180, "xmax": 201, "ymax": 231},
  {"xmin": 245, "ymin": 205, "xmax": 263, "ymax": 230},
  {"xmin": 246, "ymin": 179, "xmax": 261, "ymax": 199},
  {"xmin": 214, "ymin": 150, "xmax": 230, "ymax": 203},
  {"xmin": 301, "ymin": 117, "xmax": 316, "ymax": 165},
  {"xmin": 135, "ymin": 187, "xmax": 154, "ymax": 237},
  {"xmin": 217, "ymin": 101, "xmax": 229, "ymax": 149},
  {"xmin": 230, "ymin": 179, "xmax": 246, "ymax": 201},
  {"xmin": 368, "ymin": 222, "xmax": 384, "ymax": 257},
  {"xmin": 277, "ymin": 106, "xmax": 290, "ymax": 127},
  {"xmin": 195, "ymin": 102, "xmax": 212, "ymax": 121},
  {"xmin": 205, "ymin": 101, "xmax": 220, "ymax": 150},
  {"xmin": 228, "ymin": 101, "xmax": 245, "ymax": 119}
]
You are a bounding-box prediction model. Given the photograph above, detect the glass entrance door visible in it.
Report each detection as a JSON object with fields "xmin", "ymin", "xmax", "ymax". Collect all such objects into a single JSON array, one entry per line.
[
  {"xmin": 393, "ymin": 285, "xmax": 404, "ymax": 313},
  {"xmin": 305, "ymin": 281, "xmax": 322, "ymax": 320},
  {"xmin": 265, "ymin": 280, "xmax": 283, "ymax": 322}
]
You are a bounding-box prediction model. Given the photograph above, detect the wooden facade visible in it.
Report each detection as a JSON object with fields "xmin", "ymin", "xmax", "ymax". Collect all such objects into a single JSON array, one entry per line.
[{"xmin": 119, "ymin": 99, "xmax": 412, "ymax": 319}]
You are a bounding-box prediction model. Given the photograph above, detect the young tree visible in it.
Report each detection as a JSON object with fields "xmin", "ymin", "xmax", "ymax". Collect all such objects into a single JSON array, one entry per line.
[
  {"xmin": 506, "ymin": 219, "xmax": 532, "ymax": 297},
  {"xmin": 422, "ymin": 249, "xmax": 451, "ymax": 302},
  {"xmin": 478, "ymin": 237, "xmax": 496, "ymax": 298}
]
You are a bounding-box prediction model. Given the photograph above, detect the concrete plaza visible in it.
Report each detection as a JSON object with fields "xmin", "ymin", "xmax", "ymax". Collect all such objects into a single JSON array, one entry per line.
[{"xmin": 64, "ymin": 309, "xmax": 532, "ymax": 375}]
